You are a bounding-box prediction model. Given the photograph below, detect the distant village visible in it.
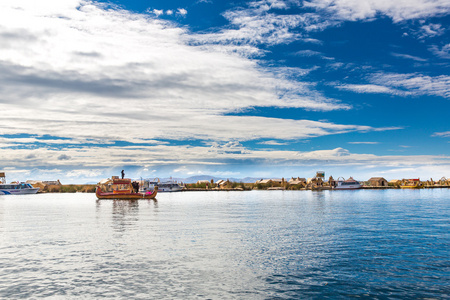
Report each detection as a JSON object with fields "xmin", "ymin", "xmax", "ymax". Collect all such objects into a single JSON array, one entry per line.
[
  {"xmin": 185, "ymin": 172, "xmax": 450, "ymax": 191},
  {"xmin": 2, "ymin": 171, "xmax": 450, "ymax": 193}
]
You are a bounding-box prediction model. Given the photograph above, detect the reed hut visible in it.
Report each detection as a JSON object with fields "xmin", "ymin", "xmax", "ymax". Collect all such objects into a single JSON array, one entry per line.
[
  {"xmin": 389, "ymin": 179, "xmax": 402, "ymax": 187},
  {"xmin": 368, "ymin": 177, "xmax": 388, "ymax": 187},
  {"xmin": 288, "ymin": 177, "xmax": 306, "ymax": 186}
]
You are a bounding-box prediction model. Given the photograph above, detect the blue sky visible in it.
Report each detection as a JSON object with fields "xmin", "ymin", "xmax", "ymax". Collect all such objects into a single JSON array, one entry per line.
[{"xmin": 0, "ymin": 0, "xmax": 449, "ymax": 183}]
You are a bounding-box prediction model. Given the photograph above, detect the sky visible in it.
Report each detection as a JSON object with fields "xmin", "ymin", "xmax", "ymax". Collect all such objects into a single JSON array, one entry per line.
[{"xmin": 0, "ymin": 0, "xmax": 449, "ymax": 183}]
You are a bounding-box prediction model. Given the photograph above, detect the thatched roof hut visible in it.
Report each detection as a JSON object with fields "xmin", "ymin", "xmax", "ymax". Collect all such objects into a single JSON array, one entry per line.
[{"xmin": 368, "ymin": 177, "xmax": 388, "ymax": 187}]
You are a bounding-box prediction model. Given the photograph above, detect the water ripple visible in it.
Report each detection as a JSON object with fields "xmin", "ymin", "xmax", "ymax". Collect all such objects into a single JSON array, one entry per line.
[{"xmin": 0, "ymin": 190, "xmax": 449, "ymax": 299}]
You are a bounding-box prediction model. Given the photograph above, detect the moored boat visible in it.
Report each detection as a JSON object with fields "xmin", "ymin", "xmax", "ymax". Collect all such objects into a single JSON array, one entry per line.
[
  {"xmin": 400, "ymin": 179, "xmax": 423, "ymax": 189},
  {"xmin": 334, "ymin": 177, "xmax": 362, "ymax": 190},
  {"xmin": 96, "ymin": 177, "xmax": 157, "ymax": 199},
  {"xmin": 145, "ymin": 178, "xmax": 184, "ymax": 192},
  {"xmin": 157, "ymin": 181, "xmax": 184, "ymax": 192},
  {"xmin": 0, "ymin": 182, "xmax": 40, "ymax": 195}
]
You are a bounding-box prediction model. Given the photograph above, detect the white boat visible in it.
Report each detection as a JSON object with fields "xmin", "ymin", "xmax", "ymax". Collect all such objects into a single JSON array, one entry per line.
[
  {"xmin": 140, "ymin": 178, "xmax": 184, "ymax": 193},
  {"xmin": 334, "ymin": 177, "xmax": 362, "ymax": 190},
  {"xmin": 0, "ymin": 183, "xmax": 40, "ymax": 195},
  {"xmin": 156, "ymin": 181, "xmax": 184, "ymax": 192}
]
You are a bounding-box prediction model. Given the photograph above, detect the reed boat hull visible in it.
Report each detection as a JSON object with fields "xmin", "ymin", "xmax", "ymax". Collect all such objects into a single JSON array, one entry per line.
[{"xmin": 96, "ymin": 187, "xmax": 157, "ymax": 199}]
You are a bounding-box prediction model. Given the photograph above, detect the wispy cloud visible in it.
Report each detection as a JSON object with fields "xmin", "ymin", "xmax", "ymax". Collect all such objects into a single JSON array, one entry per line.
[
  {"xmin": 432, "ymin": 131, "xmax": 450, "ymax": 137},
  {"xmin": 195, "ymin": 0, "xmax": 450, "ymax": 50},
  {"xmin": 370, "ymin": 72, "xmax": 450, "ymax": 98},
  {"xmin": 348, "ymin": 142, "xmax": 380, "ymax": 145},
  {"xmin": 337, "ymin": 73, "xmax": 450, "ymax": 98},
  {"xmin": 194, "ymin": 7, "xmax": 310, "ymax": 46},
  {"xmin": 418, "ymin": 23, "xmax": 446, "ymax": 39},
  {"xmin": 335, "ymin": 84, "xmax": 409, "ymax": 96},
  {"xmin": 295, "ymin": 50, "xmax": 322, "ymax": 57},
  {"xmin": 429, "ymin": 43, "xmax": 450, "ymax": 59},
  {"xmin": 391, "ymin": 52, "xmax": 428, "ymax": 62},
  {"xmin": 258, "ymin": 140, "xmax": 290, "ymax": 145}
]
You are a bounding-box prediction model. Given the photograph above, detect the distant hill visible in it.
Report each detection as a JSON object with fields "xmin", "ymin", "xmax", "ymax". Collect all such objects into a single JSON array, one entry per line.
[
  {"xmin": 85, "ymin": 175, "xmax": 261, "ymax": 185},
  {"xmin": 162, "ymin": 175, "xmax": 261, "ymax": 184}
]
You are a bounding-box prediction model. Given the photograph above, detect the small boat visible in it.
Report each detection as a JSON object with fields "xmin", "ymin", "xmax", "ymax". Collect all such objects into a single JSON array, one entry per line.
[
  {"xmin": 334, "ymin": 177, "xmax": 362, "ymax": 190},
  {"xmin": 0, "ymin": 182, "xmax": 40, "ymax": 195},
  {"xmin": 96, "ymin": 177, "xmax": 157, "ymax": 200},
  {"xmin": 157, "ymin": 181, "xmax": 184, "ymax": 192},
  {"xmin": 146, "ymin": 178, "xmax": 184, "ymax": 192},
  {"xmin": 400, "ymin": 179, "xmax": 423, "ymax": 189}
]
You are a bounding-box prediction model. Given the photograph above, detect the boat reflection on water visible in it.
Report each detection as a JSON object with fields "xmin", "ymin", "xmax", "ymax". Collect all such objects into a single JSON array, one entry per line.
[{"xmin": 95, "ymin": 198, "xmax": 158, "ymax": 233}]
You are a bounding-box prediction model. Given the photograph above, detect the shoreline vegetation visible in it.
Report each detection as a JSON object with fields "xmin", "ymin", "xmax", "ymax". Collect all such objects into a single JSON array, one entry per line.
[
  {"xmin": 33, "ymin": 180, "xmax": 450, "ymax": 193},
  {"xmin": 39, "ymin": 184, "xmax": 97, "ymax": 193},
  {"xmin": 182, "ymin": 180, "xmax": 450, "ymax": 191}
]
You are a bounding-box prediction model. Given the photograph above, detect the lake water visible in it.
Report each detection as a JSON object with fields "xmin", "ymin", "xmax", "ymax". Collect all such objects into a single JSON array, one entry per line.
[{"xmin": 0, "ymin": 189, "xmax": 449, "ymax": 299}]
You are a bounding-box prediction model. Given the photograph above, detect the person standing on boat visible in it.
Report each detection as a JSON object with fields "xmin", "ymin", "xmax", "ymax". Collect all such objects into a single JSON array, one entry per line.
[
  {"xmin": 121, "ymin": 170, "xmax": 125, "ymax": 179},
  {"xmin": 132, "ymin": 181, "xmax": 139, "ymax": 193}
]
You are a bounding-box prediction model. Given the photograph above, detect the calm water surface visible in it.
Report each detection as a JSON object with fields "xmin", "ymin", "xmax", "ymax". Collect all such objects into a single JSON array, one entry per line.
[{"xmin": 0, "ymin": 189, "xmax": 449, "ymax": 299}]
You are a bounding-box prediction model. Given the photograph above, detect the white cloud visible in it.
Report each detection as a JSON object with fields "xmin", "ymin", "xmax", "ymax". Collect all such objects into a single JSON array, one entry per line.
[
  {"xmin": 147, "ymin": 8, "xmax": 186, "ymax": 17},
  {"xmin": 150, "ymin": 9, "xmax": 164, "ymax": 16},
  {"xmin": 303, "ymin": 0, "xmax": 450, "ymax": 23},
  {"xmin": 177, "ymin": 8, "xmax": 188, "ymax": 16},
  {"xmin": 0, "ymin": 0, "xmax": 365, "ymax": 149},
  {"xmin": 65, "ymin": 169, "xmax": 105, "ymax": 178}
]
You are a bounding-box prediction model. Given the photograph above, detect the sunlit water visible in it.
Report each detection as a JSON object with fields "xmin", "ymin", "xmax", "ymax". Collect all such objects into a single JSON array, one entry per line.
[{"xmin": 0, "ymin": 189, "xmax": 449, "ymax": 299}]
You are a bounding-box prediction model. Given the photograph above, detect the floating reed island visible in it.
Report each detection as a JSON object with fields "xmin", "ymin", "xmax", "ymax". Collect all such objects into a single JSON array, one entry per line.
[
  {"xmin": 183, "ymin": 173, "xmax": 450, "ymax": 191},
  {"xmin": 3, "ymin": 172, "xmax": 450, "ymax": 193}
]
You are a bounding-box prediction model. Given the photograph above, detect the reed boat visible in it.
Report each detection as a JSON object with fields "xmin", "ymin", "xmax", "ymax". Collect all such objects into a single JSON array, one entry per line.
[
  {"xmin": 400, "ymin": 179, "xmax": 423, "ymax": 189},
  {"xmin": 96, "ymin": 177, "xmax": 157, "ymax": 200}
]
